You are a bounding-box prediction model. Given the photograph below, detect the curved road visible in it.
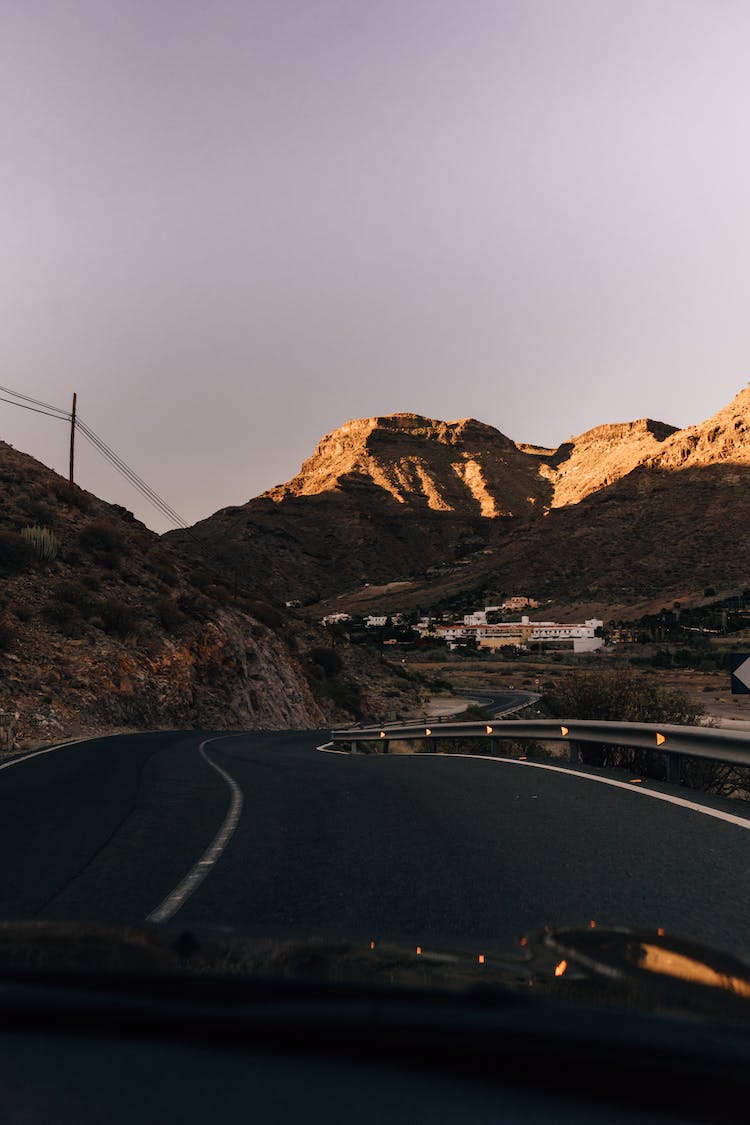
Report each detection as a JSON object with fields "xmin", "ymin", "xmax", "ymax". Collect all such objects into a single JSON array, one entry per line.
[
  {"xmin": 0, "ymin": 730, "xmax": 749, "ymax": 957},
  {"xmin": 452, "ymin": 689, "xmax": 538, "ymax": 715}
]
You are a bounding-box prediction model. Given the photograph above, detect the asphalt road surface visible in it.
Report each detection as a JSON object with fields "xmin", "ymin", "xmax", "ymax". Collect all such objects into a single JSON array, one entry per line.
[
  {"xmin": 452, "ymin": 689, "xmax": 538, "ymax": 716},
  {"xmin": 1, "ymin": 730, "xmax": 749, "ymax": 957}
]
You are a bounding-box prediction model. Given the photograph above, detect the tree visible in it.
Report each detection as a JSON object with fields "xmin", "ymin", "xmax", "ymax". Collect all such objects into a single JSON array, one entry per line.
[{"xmin": 546, "ymin": 669, "xmax": 703, "ymax": 775}]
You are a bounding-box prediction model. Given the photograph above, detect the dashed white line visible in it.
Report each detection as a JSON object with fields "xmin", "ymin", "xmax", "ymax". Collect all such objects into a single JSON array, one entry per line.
[{"xmin": 146, "ymin": 735, "xmax": 244, "ymax": 924}]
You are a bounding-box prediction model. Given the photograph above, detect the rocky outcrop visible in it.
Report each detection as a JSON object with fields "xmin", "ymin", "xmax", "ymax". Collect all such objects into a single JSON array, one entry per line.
[
  {"xmin": 0, "ymin": 440, "xmax": 329, "ymax": 746},
  {"xmin": 168, "ymin": 413, "xmax": 554, "ymax": 602},
  {"xmin": 267, "ymin": 413, "xmax": 546, "ymax": 517},
  {"xmin": 167, "ymin": 385, "xmax": 750, "ymax": 617},
  {"xmin": 646, "ymin": 385, "xmax": 750, "ymax": 470},
  {"xmin": 539, "ymin": 418, "xmax": 678, "ymax": 508}
]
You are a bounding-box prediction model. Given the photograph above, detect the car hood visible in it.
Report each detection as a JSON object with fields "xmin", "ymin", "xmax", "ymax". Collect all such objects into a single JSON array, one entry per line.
[{"xmin": 0, "ymin": 919, "xmax": 747, "ymax": 1025}]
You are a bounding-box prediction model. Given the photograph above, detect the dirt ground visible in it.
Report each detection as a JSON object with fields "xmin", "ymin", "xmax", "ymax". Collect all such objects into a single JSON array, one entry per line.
[{"xmin": 398, "ymin": 656, "xmax": 750, "ymax": 731}]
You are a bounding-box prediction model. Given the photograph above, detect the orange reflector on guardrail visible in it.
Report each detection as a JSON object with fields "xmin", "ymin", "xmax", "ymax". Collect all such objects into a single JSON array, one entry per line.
[
  {"xmin": 485, "ymin": 725, "xmax": 493, "ymax": 735},
  {"xmin": 379, "ymin": 731, "xmax": 386, "ymax": 738},
  {"xmin": 425, "ymin": 728, "xmax": 432, "ymax": 736},
  {"xmin": 554, "ymin": 960, "xmax": 568, "ymax": 977},
  {"xmin": 560, "ymin": 725, "xmax": 569, "ymax": 737},
  {"xmin": 656, "ymin": 732, "xmax": 666, "ymax": 746}
]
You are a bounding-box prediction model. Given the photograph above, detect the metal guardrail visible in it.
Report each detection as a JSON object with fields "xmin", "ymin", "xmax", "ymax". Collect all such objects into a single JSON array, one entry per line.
[{"xmin": 331, "ymin": 718, "xmax": 750, "ymax": 784}]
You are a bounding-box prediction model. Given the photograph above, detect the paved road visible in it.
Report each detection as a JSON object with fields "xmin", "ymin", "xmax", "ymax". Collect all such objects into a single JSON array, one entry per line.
[
  {"xmin": 452, "ymin": 689, "xmax": 538, "ymax": 716},
  {"xmin": 1, "ymin": 730, "xmax": 749, "ymax": 957}
]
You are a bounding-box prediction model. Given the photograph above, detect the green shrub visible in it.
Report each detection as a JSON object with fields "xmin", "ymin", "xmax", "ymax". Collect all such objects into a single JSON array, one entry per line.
[
  {"xmin": 52, "ymin": 482, "xmax": 92, "ymax": 511},
  {"xmin": 152, "ymin": 562, "xmax": 179, "ymax": 585},
  {"xmin": 308, "ymin": 647, "xmax": 343, "ymax": 678},
  {"xmin": 0, "ymin": 530, "xmax": 35, "ymax": 576},
  {"xmin": 53, "ymin": 580, "xmax": 93, "ymax": 611},
  {"xmin": 79, "ymin": 520, "xmax": 125, "ymax": 554},
  {"xmin": 546, "ymin": 668, "xmax": 704, "ymax": 775},
  {"xmin": 25, "ymin": 502, "xmax": 56, "ymax": 527},
  {"xmin": 317, "ymin": 677, "xmax": 364, "ymax": 718},
  {"xmin": 157, "ymin": 598, "xmax": 186, "ymax": 633},
  {"xmin": 460, "ymin": 704, "xmax": 492, "ymax": 721},
  {"xmin": 242, "ymin": 599, "xmax": 284, "ymax": 630},
  {"xmin": 546, "ymin": 669, "xmax": 702, "ymax": 726},
  {"xmin": 177, "ymin": 591, "xmax": 211, "ymax": 620},
  {"xmin": 98, "ymin": 598, "xmax": 140, "ymax": 638},
  {"xmin": 44, "ymin": 600, "xmax": 86, "ymax": 638},
  {"xmin": 188, "ymin": 568, "xmax": 212, "ymax": 591}
]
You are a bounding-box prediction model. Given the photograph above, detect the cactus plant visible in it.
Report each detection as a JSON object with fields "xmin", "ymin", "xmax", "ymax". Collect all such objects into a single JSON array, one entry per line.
[{"xmin": 20, "ymin": 525, "xmax": 59, "ymax": 562}]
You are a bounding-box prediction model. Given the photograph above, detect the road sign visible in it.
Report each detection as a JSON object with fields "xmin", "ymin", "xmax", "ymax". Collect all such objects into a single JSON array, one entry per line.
[{"xmin": 730, "ymin": 654, "xmax": 750, "ymax": 695}]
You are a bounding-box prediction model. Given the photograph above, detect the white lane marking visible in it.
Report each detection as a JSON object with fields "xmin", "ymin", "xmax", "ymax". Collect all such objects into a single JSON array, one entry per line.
[
  {"xmin": 323, "ymin": 746, "xmax": 750, "ymax": 831},
  {"xmin": 0, "ymin": 730, "xmax": 167, "ymax": 774},
  {"xmin": 146, "ymin": 736, "xmax": 244, "ymax": 924},
  {"xmin": 439, "ymin": 754, "xmax": 750, "ymax": 831},
  {"xmin": 317, "ymin": 741, "xmax": 349, "ymax": 754},
  {"xmin": 0, "ymin": 735, "xmax": 105, "ymax": 772}
]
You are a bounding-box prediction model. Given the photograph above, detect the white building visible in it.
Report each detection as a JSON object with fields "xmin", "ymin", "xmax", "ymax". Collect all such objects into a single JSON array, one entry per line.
[
  {"xmin": 523, "ymin": 615, "xmax": 602, "ymax": 639},
  {"xmin": 463, "ymin": 611, "xmax": 487, "ymax": 626},
  {"xmin": 321, "ymin": 613, "xmax": 351, "ymax": 625}
]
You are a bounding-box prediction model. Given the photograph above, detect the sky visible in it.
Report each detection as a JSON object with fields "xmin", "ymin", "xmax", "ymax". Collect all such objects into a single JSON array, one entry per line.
[{"xmin": 3, "ymin": 0, "xmax": 750, "ymax": 532}]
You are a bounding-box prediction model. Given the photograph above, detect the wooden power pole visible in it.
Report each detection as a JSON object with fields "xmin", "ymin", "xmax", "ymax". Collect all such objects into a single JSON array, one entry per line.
[{"xmin": 69, "ymin": 392, "xmax": 77, "ymax": 491}]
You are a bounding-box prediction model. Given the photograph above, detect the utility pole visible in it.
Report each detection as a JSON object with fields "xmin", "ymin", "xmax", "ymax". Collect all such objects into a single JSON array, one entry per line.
[{"xmin": 69, "ymin": 392, "xmax": 77, "ymax": 492}]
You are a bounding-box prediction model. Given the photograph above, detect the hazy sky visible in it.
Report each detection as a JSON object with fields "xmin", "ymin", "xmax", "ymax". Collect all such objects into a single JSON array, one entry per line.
[{"xmin": 3, "ymin": 0, "xmax": 750, "ymax": 531}]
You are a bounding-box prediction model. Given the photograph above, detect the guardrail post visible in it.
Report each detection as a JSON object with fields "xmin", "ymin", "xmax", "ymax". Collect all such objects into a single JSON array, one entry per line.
[
  {"xmin": 382, "ymin": 740, "xmax": 390, "ymax": 754},
  {"xmin": 490, "ymin": 738, "xmax": 499, "ymax": 756},
  {"xmin": 569, "ymin": 740, "xmax": 581, "ymax": 766},
  {"xmin": 351, "ymin": 740, "xmax": 358, "ymax": 754},
  {"xmin": 666, "ymin": 752, "xmax": 681, "ymax": 785}
]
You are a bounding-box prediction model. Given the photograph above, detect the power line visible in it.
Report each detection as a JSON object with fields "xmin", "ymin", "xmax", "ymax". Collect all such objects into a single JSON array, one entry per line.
[
  {"xmin": 78, "ymin": 419, "xmax": 189, "ymax": 528},
  {"xmin": 0, "ymin": 395, "xmax": 71, "ymax": 422},
  {"xmin": 76, "ymin": 421, "xmax": 190, "ymax": 529},
  {"xmin": 0, "ymin": 382, "xmax": 189, "ymax": 530},
  {"xmin": 0, "ymin": 384, "xmax": 239, "ymax": 590},
  {"xmin": 0, "ymin": 385, "xmax": 70, "ymax": 418},
  {"xmin": 77, "ymin": 419, "xmax": 241, "ymax": 587}
]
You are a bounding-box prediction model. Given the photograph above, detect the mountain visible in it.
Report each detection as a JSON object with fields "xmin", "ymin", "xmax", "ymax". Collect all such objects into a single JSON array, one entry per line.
[
  {"xmin": 166, "ymin": 386, "xmax": 750, "ymax": 618},
  {"xmin": 0, "ymin": 441, "xmax": 425, "ymax": 748},
  {"xmin": 539, "ymin": 418, "xmax": 678, "ymax": 508},
  {"xmin": 167, "ymin": 413, "xmax": 554, "ymax": 603},
  {"xmin": 268, "ymin": 414, "xmax": 546, "ymax": 516},
  {"xmin": 646, "ymin": 384, "xmax": 750, "ymax": 471}
]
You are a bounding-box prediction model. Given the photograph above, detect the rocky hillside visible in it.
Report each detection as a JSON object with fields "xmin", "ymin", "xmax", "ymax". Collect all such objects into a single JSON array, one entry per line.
[
  {"xmin": 168, "ymin": 413, "xmax": 551, "ymax": 603},
  {"xmin": 539, "ymin": 418, "xmax": 677, "ymax": 508},
  {"xmin": 167, "ymin": 386, "xmax": 750, "ymax": 617},
  {"xmin": 269, "ymin": 414, "xmax": 547, "ymax": 517},
  {"xmin": 0, "ymin": 441, "xmax": 425, "ymax": 748},
  {"xmin": 645, "ymin": 384, "xmax": 750, "ymax": 471}
]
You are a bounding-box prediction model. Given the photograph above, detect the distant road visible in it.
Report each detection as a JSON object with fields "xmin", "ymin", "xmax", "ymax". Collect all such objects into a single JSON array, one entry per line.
[
  {"xmin": 452, "ymin": 688, "xmax": 539, "ymax": 716},
  {"xmin": 0, "ymin": 730, "xmax": 748, "ymax": 957}
]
